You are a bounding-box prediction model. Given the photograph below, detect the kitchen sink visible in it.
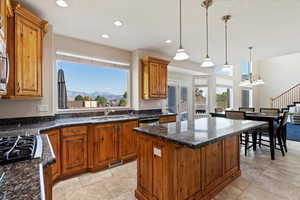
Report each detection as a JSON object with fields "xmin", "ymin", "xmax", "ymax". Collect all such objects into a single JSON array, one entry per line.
[{"xmin": 91, "ymin": 115, "xmax": 131, "ymax": 121}]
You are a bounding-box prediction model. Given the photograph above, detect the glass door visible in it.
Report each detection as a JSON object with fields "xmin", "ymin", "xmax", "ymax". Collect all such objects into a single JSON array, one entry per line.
[{"xmin": 167, "ymin": 81, "xmax": 189, "ymax": 122}]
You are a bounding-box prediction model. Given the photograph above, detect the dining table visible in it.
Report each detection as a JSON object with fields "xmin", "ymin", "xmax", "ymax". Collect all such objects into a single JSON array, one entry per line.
[{"xmin": 210, "ymin": 111, "xmax": 284, "ymax": 160}]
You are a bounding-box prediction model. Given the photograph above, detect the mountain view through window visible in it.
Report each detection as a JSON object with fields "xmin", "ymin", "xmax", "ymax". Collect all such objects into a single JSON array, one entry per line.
[{"xmin": 57, "ymin": 61, "xmax": 128, "ymax": 110}]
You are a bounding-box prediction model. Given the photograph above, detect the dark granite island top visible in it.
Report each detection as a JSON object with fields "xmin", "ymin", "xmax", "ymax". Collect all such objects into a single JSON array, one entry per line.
[{"xmin": 134, "ymin": 117, "xmax": 267, "ymax": 149}]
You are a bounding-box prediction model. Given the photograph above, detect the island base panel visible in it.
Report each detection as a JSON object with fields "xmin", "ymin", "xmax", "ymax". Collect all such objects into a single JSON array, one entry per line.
[{"xmin": 135, "ymin": 133, "xmax": 241, "ymax": 200}]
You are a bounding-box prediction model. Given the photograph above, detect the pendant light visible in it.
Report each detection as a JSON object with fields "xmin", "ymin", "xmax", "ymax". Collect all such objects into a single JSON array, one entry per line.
[
  {"xmin": 200, "ymin": 0, "xmax": 214, "ymax": 67},
  {"xmin": 173, "ymin": 0, "xmax": 189, "ymax": 61},
  {"xmin": 222, "ymin": 15, "xmax": 232, "ymax": 71},
  {"xmin": 239, "ymin": 47, "xmax": 264, "ymax": 87}
]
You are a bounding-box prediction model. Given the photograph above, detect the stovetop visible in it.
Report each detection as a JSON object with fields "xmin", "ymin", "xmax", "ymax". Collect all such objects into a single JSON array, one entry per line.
[{"xmin": 0, "ymin": 135, "xmax": 42, "ymax": 165}]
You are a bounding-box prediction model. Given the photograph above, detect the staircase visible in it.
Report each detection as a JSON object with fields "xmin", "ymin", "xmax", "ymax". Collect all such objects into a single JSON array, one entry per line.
[{"xmin": 270, "ymin": 83, "xmax": 300, "ymax": 111}]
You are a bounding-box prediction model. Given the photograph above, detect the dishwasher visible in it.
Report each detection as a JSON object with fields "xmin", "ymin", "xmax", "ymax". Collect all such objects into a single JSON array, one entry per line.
[{"xmin": 139, "ymin": 117, "xmax": 160, "ymax": 127}]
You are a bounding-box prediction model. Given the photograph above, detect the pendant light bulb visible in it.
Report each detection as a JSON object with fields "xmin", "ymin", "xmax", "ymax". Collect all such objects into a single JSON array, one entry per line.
[
  {"xmin": 201, "ymin": 0, "xmax": 215, "ymax": 67},
  {"xmin": 174, "ymin": 0, "xmax": 189, "ymax": 61}
]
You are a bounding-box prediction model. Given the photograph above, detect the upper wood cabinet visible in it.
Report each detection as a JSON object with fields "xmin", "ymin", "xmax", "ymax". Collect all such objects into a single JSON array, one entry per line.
[
  {"xmin": 4, "ymin": 1, "xmax": 48, "ymax": 99},
  {"xmin": 142, "ymin": 56, "xmax": 170, "ymax": 100}
]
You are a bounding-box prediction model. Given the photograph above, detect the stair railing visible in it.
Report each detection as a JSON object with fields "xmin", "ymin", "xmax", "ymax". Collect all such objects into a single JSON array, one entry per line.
[{"xmin": 271, "ymin": 83, "xmax": 300, "ymax": 110}]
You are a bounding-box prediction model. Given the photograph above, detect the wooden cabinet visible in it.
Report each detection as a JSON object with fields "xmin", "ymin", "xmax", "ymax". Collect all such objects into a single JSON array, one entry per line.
[
  {"xmin": 92, "ymin": 123, "xmax": 118, "ymax": 167},
  {"xmin": 119, "ymin": 120, "xmax": 139, "ymax": 160},
  {"xmin": 61, "ymin": 126, "xmax": 87, "ymax": 176},
  {"xmin": 44, "ymin": 129, "xmax": 61, "ymax": 181},
  {"xmin": 224, "ymin": 136, "xmax": 240, "ymax": 176},
  {"xmin": 43, "ymin": 165, "xmax": 53, "ymax": 200},
  {"xmin": 159, "ymin": 115, "xmax": 176, "ymax": 124},
  {"xmin": 142, "ymin": 56, "xmax": 170, "ymax": 99},
  {"xmin": 4, "ymin": 2, "xmax": 47, "ymax": 98}
]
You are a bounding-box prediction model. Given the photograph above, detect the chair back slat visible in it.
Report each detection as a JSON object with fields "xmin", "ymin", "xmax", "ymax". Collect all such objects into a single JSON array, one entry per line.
[
  {"xmin": 225, "ymin": 111, "xmax": 246, "ymax": 120},
  {"xmin": 260, "ymin": 108, "xmax": 280, "ymax": 115},
  {"xmin": 239, "ymin": 107, "xmax": 255, "ymax": 112}
]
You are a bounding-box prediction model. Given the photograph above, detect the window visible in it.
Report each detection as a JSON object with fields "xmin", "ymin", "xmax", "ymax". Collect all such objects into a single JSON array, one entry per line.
[
  {"xmin": 194, "ymin": 87, "xmax": 208, "ymax": 114},
  {"xmin": 215, "ymin": 66, "xmax": 233, "ymax": 76},
  {"xmin": 216, "ymin": 87, "xmax": 233, "ymax": 109},
  {"xmin": 57, "ymin": 61, "xmax": 129, "ymax": 110},
  {"xmin": 241, "ymin": 61, "xmax": 250, "ymax": 80},
  {"xmin": 241, "ymin": 89, "xmax": 253, "ymax": 107}
]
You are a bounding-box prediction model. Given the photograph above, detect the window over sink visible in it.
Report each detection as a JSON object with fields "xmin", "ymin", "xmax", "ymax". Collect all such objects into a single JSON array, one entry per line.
[{"xmin": 57, "ymin": 60, "xmax": 129, "ymax": 111}]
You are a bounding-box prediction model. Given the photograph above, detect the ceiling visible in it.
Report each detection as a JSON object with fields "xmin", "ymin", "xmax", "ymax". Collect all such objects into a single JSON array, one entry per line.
[{"xmin": 23, "ymin": 0, "xmax": 300, "ymax": 65}]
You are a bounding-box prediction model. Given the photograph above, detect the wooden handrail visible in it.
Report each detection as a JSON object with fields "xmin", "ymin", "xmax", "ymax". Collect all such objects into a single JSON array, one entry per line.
[{"xmin": 272, "ymin": 83, "xmax": 300, "ymax": 101}]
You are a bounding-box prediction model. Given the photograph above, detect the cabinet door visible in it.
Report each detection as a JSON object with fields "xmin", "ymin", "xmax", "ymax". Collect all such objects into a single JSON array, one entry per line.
[
  {"xmin": 45, "ymin": 129, "xmax": 61, "ymax": 181},
  {"xmin": 62, "ymin": 134, "xmax": 87, "ymax": 176},
  {"xmin": 15, "ymin": 15, "xmax": 42, "ymax": 96},
  {"xmin": 94, "ymin": 123, "xmax": 118, "ymax": 167},
  {"xmin": 159, "ymin": 64, "xmax": 167, "ymax": 98},
  {"xmin": 202, "ymin": 141, "xmax": 223, "ymax": 191},
  {"xmin": 149, "ymin": 62, "xmax": 160, "ymax": 98},
  {"xmin": 119, "ymin": 120, "xmax": 139, "ymax": 160},
  {"xmin": 224, "ymin": 136, "xmax": 240, "ymax": 175},
  {"xmin": 137, "ymin": 135, "xmax": 153, "ymax": 196}
]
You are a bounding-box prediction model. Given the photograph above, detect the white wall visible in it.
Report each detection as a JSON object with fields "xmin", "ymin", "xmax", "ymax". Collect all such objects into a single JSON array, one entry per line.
[
  {"xmin": 256, "ymin": 53, "xmax": 300, "ymax": 107},
  {"xmin": 0, "ymin": 25, "xmax": 55, "ymax": 119}
]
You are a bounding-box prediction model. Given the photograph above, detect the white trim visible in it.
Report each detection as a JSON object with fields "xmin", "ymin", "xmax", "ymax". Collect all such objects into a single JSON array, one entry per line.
[{"xmin": 56, "ymin": 51, "xmax": 130, "ymax": 67}]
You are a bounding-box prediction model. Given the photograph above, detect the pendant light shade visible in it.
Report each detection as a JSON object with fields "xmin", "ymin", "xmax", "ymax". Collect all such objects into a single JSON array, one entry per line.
[
  {"xmin": 174, "ymin": 48, "xmax": 190, "ymax": 61},
  {"xmin": 174, "ymin": 0, "xmax": 189, "ymax": 61},
  {"xmin": 201, "ymin": 0, "xmax": 214, "ymax": 67},
  {"xmin": 222, "ymin": 15, "xmax": 233, "ymax": 70}
]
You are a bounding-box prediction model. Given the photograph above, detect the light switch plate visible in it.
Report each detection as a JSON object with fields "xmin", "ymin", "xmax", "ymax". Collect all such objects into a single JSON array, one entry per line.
[
  {"xmin": 153, "ymin": 147, "xmax": 162, "ymax": 157},
  {"xmin": 38, "ymin": 105, "xmax": 49, "ymax": 112}
]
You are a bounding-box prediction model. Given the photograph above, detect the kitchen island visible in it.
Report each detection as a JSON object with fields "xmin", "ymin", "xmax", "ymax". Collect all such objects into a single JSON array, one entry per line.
[{"xmin": 133, "ymin": 117, "xmax": 266, "ymax": 200}]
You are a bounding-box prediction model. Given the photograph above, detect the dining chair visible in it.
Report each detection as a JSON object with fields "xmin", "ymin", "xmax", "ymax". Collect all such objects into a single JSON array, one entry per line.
[
  {"xmin": 239, "ymin": 107, "xmax": 255, "ymax": 112},
  {"xmin": 215, "ymin": 107, "xmax": 224, "ymax": 113},
  {"xmin": 258, "ymin": 112, "xmax": 288, "ymax": 156},
  {"xmin": 260, "ymin": 108, "xmax": 280, "ymax": 115},
  {"xmin": 225, "ymin": 111, "xmax": 256, "ymax": 156}
]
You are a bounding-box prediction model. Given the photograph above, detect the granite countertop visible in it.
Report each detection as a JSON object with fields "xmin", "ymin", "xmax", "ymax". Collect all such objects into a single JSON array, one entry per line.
[
  {"xmin": 0, "ymin": 112, "xmax": 176, "ymax": 200},
  {"xmin": 134, "ymin": 117, "xmax": 267, "ymax": 149}
]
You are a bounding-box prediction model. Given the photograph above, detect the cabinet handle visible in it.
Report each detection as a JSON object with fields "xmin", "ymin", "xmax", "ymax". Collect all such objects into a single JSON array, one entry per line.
[{"xmin": 16, "ymin": 82, "xmax": 20, "ymax": 92}]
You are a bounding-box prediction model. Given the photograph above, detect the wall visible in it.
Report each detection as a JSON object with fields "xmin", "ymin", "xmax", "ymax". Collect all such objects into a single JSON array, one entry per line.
[
  {"xmin": 0, "ymin": 25, "xmax": 55, "ymax": 119},
  {"xmin": 256, "ymin": 53, "xmax": 300, "ymax": 107}
]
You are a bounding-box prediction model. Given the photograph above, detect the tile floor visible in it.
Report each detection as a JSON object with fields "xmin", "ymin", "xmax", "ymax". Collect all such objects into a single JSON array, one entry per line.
[{"xmin": 53, "ymin": 141, "xmax": 300, "ymax": 200}]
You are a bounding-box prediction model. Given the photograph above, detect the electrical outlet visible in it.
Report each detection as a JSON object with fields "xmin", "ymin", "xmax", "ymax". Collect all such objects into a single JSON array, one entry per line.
[{"xmin": 38, "ymin": 105, "xmax": 49, "ymax": 112}]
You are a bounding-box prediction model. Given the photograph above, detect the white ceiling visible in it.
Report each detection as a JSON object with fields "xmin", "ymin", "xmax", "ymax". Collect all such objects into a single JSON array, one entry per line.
[{"xmin": 23, "ymin": 0, "xmax": 300, "ymax": 65}]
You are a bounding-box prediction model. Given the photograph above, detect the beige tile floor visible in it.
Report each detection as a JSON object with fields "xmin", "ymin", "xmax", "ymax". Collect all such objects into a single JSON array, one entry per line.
[{"xmin": 53, "ymin": 141, "xmax": 300, "ymax": 200}]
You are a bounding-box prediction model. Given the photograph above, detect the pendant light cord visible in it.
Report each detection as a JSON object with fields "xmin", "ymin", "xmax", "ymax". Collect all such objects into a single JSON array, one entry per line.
[
  {"xmin": 205, "ymin": 6, "xmax": 209, "ymax": 57},
  {"xmin": 225, "ymin": 18, "xmax": 228, "ymax": 64},
  {"xmin": 179, "ymin": 0, "xmax": 182, "ymax": 49}
]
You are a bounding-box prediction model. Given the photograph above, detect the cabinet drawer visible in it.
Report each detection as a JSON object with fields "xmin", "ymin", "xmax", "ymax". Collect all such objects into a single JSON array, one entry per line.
[
  {"xmin": 62, "ymin": 126, "xmax": 87, "ymax": 137},
  {"xmin": 159, "ymin": 116, "xmax": 177, "ymax": 124}
]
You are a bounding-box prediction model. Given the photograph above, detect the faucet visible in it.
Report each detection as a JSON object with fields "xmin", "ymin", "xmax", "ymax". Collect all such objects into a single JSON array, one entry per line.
[{"xmin": 104, "ymin": 107, "xmax": 115, "ymax": 116}]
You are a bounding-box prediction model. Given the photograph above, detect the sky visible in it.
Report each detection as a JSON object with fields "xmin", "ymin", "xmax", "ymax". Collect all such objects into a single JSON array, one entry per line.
[{"xmin": 57, "ymin": 61, "xmax": 128, "ymax": 95}]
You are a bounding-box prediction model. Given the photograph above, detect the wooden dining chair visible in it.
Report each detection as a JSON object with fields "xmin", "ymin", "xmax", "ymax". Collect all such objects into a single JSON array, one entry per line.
[
  {"xmin": 225, "ymin": 111, "xmax": 255, "ymax": 156},
  {"xmin": 215, "ymin": 107, "xmax": 224, "ymax": 113},
  {"xmin": 258, "ymin": 112, "xmax": 288, "ymax": 156},
  {"xmin": 239, "ymin": 107, "xmax": 255, "ymax": 112},
  {"xmin": 260, "ymin": 108, "xmax": 280, "ymax": 115}
]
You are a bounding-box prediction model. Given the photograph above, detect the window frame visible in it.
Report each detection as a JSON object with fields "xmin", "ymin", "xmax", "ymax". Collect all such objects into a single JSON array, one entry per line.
[
  {"xmin": 55, "ymin": 59, "xmax": 132, "ymax": 113},
  {"xmin": 215, "ymin": 85, "xmax": 234, "ymax": 109}
]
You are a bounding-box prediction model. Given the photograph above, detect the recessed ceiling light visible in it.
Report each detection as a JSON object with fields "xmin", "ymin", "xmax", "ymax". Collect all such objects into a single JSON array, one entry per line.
[
  {"xmin": 56, "ymin": 0, "xmax": 68, "ymax": 8},
  {"xmin": 165, "ymin": 40, "xmax": 172, "ymax": 44},
  {"xmin": 113, "ymin": 20, "xmax": 123, "ymax": 27},
  {"xmin": 101, "ymin": 34, "xmax": 110, "ymax": 39}
]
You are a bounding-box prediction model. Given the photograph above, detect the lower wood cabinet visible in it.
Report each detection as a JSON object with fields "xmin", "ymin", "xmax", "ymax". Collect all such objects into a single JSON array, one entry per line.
[
  {"xmin": 92, "ymin": 123, "xmax": 118, "ymax": 168},
  {"xmin": 159, "ymin": 115, "xmax": 176, "ymax": 124},
  {"xmin": 61, "ymin": 126, "xmax": 88, "ymax": 176},
  {"xmin": 119, "ymin": 120, "xmax": 139, "ymax": 160},
  {"xmin": 43, "ymin": 165, "xmax": 53, "ymax": 200},
  {"xmin": 44, "ymin": 129, "xmax": 61, "ymax": 181}
]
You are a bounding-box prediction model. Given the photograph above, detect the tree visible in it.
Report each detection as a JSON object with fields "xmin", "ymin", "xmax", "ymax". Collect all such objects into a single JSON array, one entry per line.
[
  {"xmin": 95, "ymin": 96, "xmax": 107, "ymax": 106},
  {"xmin": 83, "ymin": 96, "xmax": 92, "ymax": 101},
  {"xmin": 119, "ymin": 98, "xmax": 126, "ymax": 106},
  {"xmin": 74, "ymin": 95, "xmax": 84, "ymax": 101},
  {"xmin": 123, "ymin": 92, "xmax": 127, "ymax": 99}
]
